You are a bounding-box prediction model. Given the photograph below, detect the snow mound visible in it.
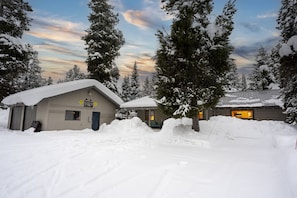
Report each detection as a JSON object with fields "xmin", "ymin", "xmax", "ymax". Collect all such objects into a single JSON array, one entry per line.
[
  {"xmin": 159, "ymin": 117, "xmax": 211, "ymax": 148},
  {"xmin": 99, "ymin": 117, "xmax": 154, "ymax": 134},
  {"xmin": 274, "ymin": 135, "xmax": 297, "ymax": 148}
]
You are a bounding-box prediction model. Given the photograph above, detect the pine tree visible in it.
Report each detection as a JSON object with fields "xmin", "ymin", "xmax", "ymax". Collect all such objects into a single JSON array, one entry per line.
[
  {"xmin": 248, "ymin": 47, "xmax": 274, "ymax": 90},
  {"xmin": 276, "ymin": 0, "xmax": 297, "ymax": 124},
  {"xmin": 82, "ymin": 0, "xmax": 124, "ymax": 93},
  {"xmin": 241, "ymin": 74, "xmax": 247, "ymax": 91},
  {"xmin": 130, "ymin": 61, "xmax": 140, "ymax": 100},
  {"xmin": 45, "ymin": 77, "xmax": 53, "ymax": 85},
  {"xmin": 120, "ymin": 75, "xmax": 131, "ymax": 102},
  {"xmin": 269, "ymin": 44, "xmax": 281, "ymax": 85},
  {"xmin": 155, "ymin": 0, "xmax": 236, "ymax": 131},
  {"xmin": 225, "ymin": 59, "xmax": 241, "ymax": 91},
  {"xmin": 0, "ymin": 0, "xmax": 33, "ymax": 99},
  {"xmin": 16, "ymin": 44, "xmax": 45, "ymax": 91},
  {"xmin": 58, "ymin": 65, "xmax": 87, "ymax": 83},
  {"xmin": 142, "ymin": 76, "xmax": 153, "ymax": 96}
]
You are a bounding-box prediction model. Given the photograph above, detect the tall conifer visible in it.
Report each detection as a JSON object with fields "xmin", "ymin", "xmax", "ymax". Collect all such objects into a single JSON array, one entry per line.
[
  {"xmin": 155, "ymin": 0, "xmax": 236, "ymax": 131},
  {"xmin": 82, "ymin": 0, "xmax": 124, "ymax": 93}
]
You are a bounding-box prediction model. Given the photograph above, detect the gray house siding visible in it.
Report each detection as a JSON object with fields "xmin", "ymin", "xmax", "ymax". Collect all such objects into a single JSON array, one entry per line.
[
  {"xmin": 7, "ymin": 87, "xmax": 119, "ymax": 131},
  {"xmin": 209, "ymin": 106, "xmax": 286, "ymax": 121},
  {"xmin": 36, "ymin": 88, "xmax": 118, "ymax": 131},
  {"xmin": 253, "ymin": 107, "xmax": 286, "ymax": 121}
]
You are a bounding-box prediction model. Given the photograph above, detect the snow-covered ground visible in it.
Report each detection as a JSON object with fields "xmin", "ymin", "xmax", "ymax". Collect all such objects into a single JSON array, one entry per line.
[{"xmin": 0, "ymin": 109, "xmax": 297, "ymax": 198}]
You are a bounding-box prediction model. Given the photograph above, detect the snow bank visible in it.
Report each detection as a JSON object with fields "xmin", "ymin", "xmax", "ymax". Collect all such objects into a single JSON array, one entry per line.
[
  {"xmin": 1, "ymin": 113, "xmax": 297, "ymax": 198},
  {"xmin": 159, "ymin": 117, "xmax": 211, "ymax": 148},
  {"xmin": 99, "ymin": 117, "xmax": 154, "ymax": 135}
]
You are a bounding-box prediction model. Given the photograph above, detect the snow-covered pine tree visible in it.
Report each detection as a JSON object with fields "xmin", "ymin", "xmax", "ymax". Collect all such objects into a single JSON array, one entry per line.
[
  {"xmin": 130, "ymin": 61, "xmax": 140, "ymax": 100},
  {"xmin": 45, "ymin": 77, "xmax": 53, "ymax": 85},
  {"xmin": 277, "ymin": 0, "xmax": 297, "ymax": 124},
  {"xmin": 269, "ymin": 44, "xmax": 281, "ymax": 85},
  {"xmin": 120, "ymin": 75, "xmax": 131, "ymax": 102},
  {"xmin": 16, "ymin": 44, "xmax": 45, "ymax": 91},
  {"xmin": 58, "ymin": 65, "xmax": 87, "ymax": 83},
  {"xmin": 248, "ymin": 47, "xmax": 274, "ymax": 90},
  {"xmin": 142, "ymin": 76, "xmax": 153, "ymax": 97},
  {"xmin": 155, "ymin": 0, "xmax": 236, "ymax": 131},
  {"xmin": 0, "ymin": 0, "xmax": 33, "ymax": 99},
  {"xmin": 225, "ymin": 59, "xmax": 241, "ymax": 91},
  {"xmin": 82, "ymin": 0, "xmax": 124, "ymax": 93},
  {"xmin": 241, "ymin": 74, "xmax": 247, "ymax": 91}
]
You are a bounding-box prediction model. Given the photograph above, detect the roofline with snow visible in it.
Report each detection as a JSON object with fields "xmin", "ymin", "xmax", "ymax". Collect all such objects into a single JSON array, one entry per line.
[{"xmin": 1, "ymin": 79, "xmax": 124, "ymax": 107}]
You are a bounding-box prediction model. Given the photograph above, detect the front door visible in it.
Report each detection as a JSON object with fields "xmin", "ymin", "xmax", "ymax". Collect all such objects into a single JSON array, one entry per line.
[{"xmin": 92, "ymin": 112, "xmax": 100, "ymax": 130}]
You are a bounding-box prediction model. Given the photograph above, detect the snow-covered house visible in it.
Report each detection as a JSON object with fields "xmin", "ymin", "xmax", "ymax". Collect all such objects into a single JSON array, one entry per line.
[
  {"xmin": 210, "ymin": 89, "xmax": 286, "ymax": 121},
  {"xmin": 120, "ymin": 90, "xmax": 286, "ymax": 125},
  {"xmin": 1, "ymin": 79, "xmax": 123, "ymax": 131},
  {"xmin": 120, "ymin": 96, "xmax": 169, "ymax": 128}
]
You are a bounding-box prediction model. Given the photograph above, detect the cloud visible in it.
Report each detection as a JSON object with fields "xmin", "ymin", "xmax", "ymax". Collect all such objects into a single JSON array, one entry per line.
[
  {"xmin": 241, "ymin": 22, "xmax": 261, "ymax": 32},
  {"xmin": 118, "ymin": 51, "xmax": 155, "ymax": 77},
  {"xmin": 39, "ymin": 57, "xmax": 87, "ymax": 80},
  {"xmin": 257, "ymin": 12, "xmax": 278, "ymax": 19},
  {"xmin": 123, "ymin": 10, "xmax": 151, "ymax": 29},
  {"xmin": 28, "ymin": 16, "xmax": 86, "ymax": 44},
  {"xmin": 122, "ymin": 1, "xmax": 171, "ymax": 29},
  {"xmin": 35, "ymin": 42, "xmax": 87, "ymax": 59}
]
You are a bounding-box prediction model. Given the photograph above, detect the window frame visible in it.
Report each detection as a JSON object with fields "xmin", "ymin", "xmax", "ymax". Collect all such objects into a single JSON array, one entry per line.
[
  {"xmin": 231, "ymin": 109, "xmax": 253, "ymax": 119},
  {"xmin": 65, "ymin": 110, "xmax": 81, "ymax": 121}
]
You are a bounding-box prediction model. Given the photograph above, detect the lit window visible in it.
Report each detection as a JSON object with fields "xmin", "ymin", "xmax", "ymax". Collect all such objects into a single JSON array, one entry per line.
[
  {"xmin": 65, "ymin": 110, "xmax": 81, "ymax": 120},
  {"xmin": 231, "ymin": 110, "xmax": 253, "ymax": 119},
  {"xmin": 150, "ymin": 110, "xmax": 155, "ymax": 121},
  {"xmin": 198, "ymin": 111, "xmax": 203, "ymax": 119}
]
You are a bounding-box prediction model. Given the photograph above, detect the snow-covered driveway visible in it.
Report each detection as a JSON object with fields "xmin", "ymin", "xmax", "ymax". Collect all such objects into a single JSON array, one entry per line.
[{"xmin": 0, "ymin": 116, "xmax": 296, "ymax": 198}]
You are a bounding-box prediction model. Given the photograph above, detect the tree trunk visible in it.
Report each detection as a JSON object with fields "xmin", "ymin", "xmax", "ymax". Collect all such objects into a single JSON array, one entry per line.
[{"xmin": 192, "ymin": 115, "xmax": 200, "ymax": 132}]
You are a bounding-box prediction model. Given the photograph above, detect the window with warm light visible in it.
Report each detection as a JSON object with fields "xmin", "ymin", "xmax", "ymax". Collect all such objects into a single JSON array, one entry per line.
[
  {"xmin": 198, "ymin": 111, "xmax": 203, "ymax": 119},
  {"xmin": 231, "ymin": 110, "xmax": 253, "ymax": 119},
  {"xmin": 150, "ymin": 110, "xmax": 155, "ymax": 121}
]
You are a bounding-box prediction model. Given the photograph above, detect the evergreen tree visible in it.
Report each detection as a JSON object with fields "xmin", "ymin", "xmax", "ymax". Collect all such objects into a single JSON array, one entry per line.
[
  {"xmin": 16, "ymin": 44, "xmax": 45, "ymax": 90},
  {"xmin": 45, "ymin": 77, "xmax": 53, "ymax": 85},
  {"xmin": 241, "ymin": 74, "xmax": 247, "ymax": 91},
  {"xmin": 276, "ymin": 0, "xmax": 297, "ymax": 124},
  {"xmin": 130, "ymin": 61, "xmax": 140, "ymax": 100},
  {"xmin": 155, "ymin": 0, "xmax": 236, "ymax": 131},
  {"xmin": 248, "ymin": 47, "xmax": 274, "ymax": 90},
  {"xmin": 0, "ymin": 0, "xmax": 33, "ymax": 99},
  {"xmin": 58, "ymin": 65, "xmax": 87, "ymax": 83},
  {"xmin": 120, "ymin": 75, "xmax": 131, "ymax": 102},
  {"xmin": 109, "ymin": 66, "xmax": 120, "ymax": 94},
  {"xmin": 82, "ymin": 0, "xmax": 124, "ymax": 93},
  {"xmin": 142, "ymin": 76, "xmax": 153, "ymax": 96},
  {"xmin": 225, "ymin": 59, "xmax": 241, "ymax": 91},
  {"xmin": 269, "ymin": 44, "xmax": 281, "ymax": 85}
]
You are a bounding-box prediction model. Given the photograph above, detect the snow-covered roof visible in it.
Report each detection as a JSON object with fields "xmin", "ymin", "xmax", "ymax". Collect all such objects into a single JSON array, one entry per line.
[
  {"xmin": 2, "ymin": 79, "xmax": 123, "ymax": 106},
  {"xmin": 217, "ymin": 89, "xmax": 283, "ymax": 108},
  {"xmin": 120, "ymin": 96, "xmax": 157, "ymax": 109},
  {"xmin": 120, "ymin": 90, "xmax": 283, "ymax": 110}
]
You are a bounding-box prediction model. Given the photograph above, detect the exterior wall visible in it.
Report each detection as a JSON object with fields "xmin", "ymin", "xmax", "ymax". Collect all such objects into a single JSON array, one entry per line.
[
  {"xmin": 23, "ymin": 106, "xmax": 37, "ymax": 130},
  {"xmin": 209, "ymin": 106, "xmax": 286, "ymax": 121},
  {"xmin": 135, "ymin": 108, "xmax": 169, "ymax": 127},
  {"xmin": 253, "ymin": 107, "xmax": 286, "ymax": 121},
  {"xmin": 35, "ymin": 87, "xmax": 118, "ymax": 131},
  {"xmin": 10, "ymin": 105, "xmax": 24, "ymax": 130}
]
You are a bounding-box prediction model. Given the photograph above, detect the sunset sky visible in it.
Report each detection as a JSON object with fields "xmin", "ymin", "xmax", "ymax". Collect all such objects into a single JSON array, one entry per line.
[{"xmin": 23, "ymin": 0, "xmax": 281, "ymax": 82}]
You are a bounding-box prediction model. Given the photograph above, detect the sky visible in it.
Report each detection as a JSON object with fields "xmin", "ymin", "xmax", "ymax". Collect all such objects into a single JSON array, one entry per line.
[{"xmin": 23, "ymin": 0, "xmax": 281, "ymax": 82}]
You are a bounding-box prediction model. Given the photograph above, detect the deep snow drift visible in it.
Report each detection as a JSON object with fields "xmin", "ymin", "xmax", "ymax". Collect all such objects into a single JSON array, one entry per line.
[{"xmin": 0, "ymin": 109, "xmax": 297, "ymax": 198}]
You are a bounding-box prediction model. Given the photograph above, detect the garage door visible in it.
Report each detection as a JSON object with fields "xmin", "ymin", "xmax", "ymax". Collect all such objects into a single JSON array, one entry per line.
[
  {"xmin": 23, "ymin": 106, "xmax": 37, "ymax": 130},
  {"xmin": 10, "ymin": 106, "xmax": 23, "ymax": 130}
]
